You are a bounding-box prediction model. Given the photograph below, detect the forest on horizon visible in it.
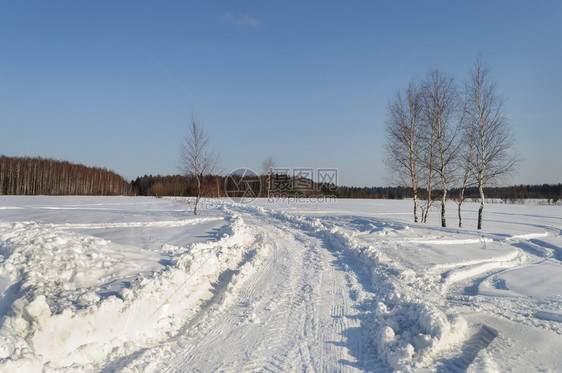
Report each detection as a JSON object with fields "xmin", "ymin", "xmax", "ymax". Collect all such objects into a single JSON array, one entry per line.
[{"xmin": 1, "ymin": 155, "xmax": 560, "ymax": 202}]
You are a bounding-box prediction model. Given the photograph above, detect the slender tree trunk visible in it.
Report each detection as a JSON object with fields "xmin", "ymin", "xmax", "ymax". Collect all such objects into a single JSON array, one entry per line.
[
  {"xmin": 439, "ymin": 124, "xmax": 447, "ymax": 228},
  {"xmin": 194, "ymin": 174, "xmax": 201, "ymax": 215},
  {"xmin": 441, "ymin": 184, "xmax": 447, "ymax": 227},
  {"xmin": 457, "ymin": 200, "xmax": 463, "ymax": 228},
  {"xmin": 423, "ymin": 121, "xmax": 435, "ymax": 224},
  {"xmin": 267, "ymin": 173, "xmax": 271, "ymax": 199},
  {"xmin": 458, "ymin": 173, "xmax": 468, "ymax": 228},
  {"xmin": 477, "ymin": 127, "xmax": 485, "ymax": 229},
  {"xmin": 423, "ymin": 188, "xmax": 430, "ymax": 223},
  {"xmin": 423, "ymin": 155, "xmax": 433, "ymax": 223},
  {"xmin": 458, "ymin": 143, "xmax": 472, "ymax": 228},
  {"xmin": 477, "ymin": 65, "xmax": 486, "ymax": 230},
  {"xmin": 439, "ymin": 141, "xmax": 447, "ymax": 228},
  {"xmin": 410, "ymin": 132, "xmax": 418, "ymax": 223},
  {"xmin": 410, "ymin": 166, "xmax": 419, "ymax": 223},
  {"xmin": 477, "ymin": 118, "xmax": 486, "ymax": 229},
  {"xmin": 477, "ymin": 176, "xmax": 485, "ymax": 230},
  {"xmin": 423, "ymin": 156, "xmax": 433, "ymax": 224},
  {"xmin": 413, "ymin": 189, "xmax": 419, "ymax": 223}
]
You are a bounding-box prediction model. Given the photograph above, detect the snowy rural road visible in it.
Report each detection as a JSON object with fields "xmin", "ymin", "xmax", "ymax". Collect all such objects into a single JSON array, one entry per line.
[
  {"xmin": 1, "ymin": 197, "xmax": 562, "ymax": 372},
  {"xmin": 113, "ymin": 204, "xmax": 382, "ymax": 372}
]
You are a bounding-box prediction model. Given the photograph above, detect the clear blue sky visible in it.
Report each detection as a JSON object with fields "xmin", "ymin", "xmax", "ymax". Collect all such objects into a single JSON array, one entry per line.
[{"xmin": 1, "ymin": 1, "xmax": 561, "ymax": 186}]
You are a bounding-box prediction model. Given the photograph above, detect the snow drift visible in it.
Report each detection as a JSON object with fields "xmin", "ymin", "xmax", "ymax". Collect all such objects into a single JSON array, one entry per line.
[{"xmin": 0, "ymin": 214, "xmax": 254, "ymax": 371}]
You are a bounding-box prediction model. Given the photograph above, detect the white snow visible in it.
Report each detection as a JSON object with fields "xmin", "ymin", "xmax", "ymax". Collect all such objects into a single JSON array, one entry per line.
[{"xmin": 0, "ymin": 196, "xmax": 561, "ymax": 372}]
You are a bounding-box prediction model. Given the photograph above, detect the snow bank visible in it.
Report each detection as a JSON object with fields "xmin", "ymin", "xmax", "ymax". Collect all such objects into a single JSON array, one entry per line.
[
  {"xmin": 0, "ymin": 214, "xmax": 255, "ymax": 370},
  {"xmin": 373, "ymin": 301, "xmax": 466, "ymax": 369},
  {"xmin": 320, "ymin": 224, "xmax": 468, "ymax": 370},
  {"xmin": 53, "ymin": 217, "xmax": 223, "ymax": 230}
]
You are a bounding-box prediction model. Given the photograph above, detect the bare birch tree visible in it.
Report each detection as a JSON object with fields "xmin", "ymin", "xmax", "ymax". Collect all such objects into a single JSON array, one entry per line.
[
  {"xmin": 385, "ymin": 80, "xmax": 423, "ymax": 223},
  {"xmin": 418, "ymin": 91, "xmax": 437, "ymax": 224},
  {"xmin": 455, "ymin": 120, "xmax": 476, "ymax": 228},
  {"xmin": 466, "ymin": 57, "xmax": 517, "ymax": 229},
  {"xmin": 262, "ymin": 156, "xmax": 276, "ymax": 199},
  {"xmin": 180, "ymin": 118, "xmax": 218, "ymax": 215},
  {"xmin": 421, "ymin": 69, "xmax": 463, "ymax": 227}
]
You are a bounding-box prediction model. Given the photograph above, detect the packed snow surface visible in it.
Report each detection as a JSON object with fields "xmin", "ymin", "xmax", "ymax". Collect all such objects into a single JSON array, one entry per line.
[{"xmin": 0, "ymin": 196, "xmax": 561, "ymax": 372}]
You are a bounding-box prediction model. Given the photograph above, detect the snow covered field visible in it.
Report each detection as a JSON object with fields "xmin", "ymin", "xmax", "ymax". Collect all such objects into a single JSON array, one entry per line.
[{"xmin": 0, "ymin": 196, "xmax": 561, "ymax": 372}]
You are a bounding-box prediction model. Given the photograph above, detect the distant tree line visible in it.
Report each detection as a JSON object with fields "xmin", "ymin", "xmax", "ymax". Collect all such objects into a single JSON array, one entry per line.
[
  {"xmin": 133, "ymin": 173, "xmax": 336, "ymax": 199},
  {"xmin": 132, "ymin": 173, "xmax": 561, "ymax": 203},
  {"xmin": 2, "ymin": 156, "xmax": 559, "ymax": 204},
  {"xmin": 131, "ymin": 174, "xmax": 223, "ymax": 198},
  {"xmin": 0, "ymin": 156, "xmax": 131, "ymax": 195},
  {"xmin": 338, "ymin": 186, "xmax": 412, "ymax": 199},
  {"xmin": 479, "ymin": 184, "xmax": 562, "ymax": 203},
  {"xmin": 338, "ymin": 184, "xmax": 562, "ymax": 203},
  {"xmin": 135, "ymin": 174, "xmax": 340, "ymax": 199}
]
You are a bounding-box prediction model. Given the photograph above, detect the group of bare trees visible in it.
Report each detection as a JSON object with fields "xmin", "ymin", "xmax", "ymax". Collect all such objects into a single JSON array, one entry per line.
[
  {"xmin": 385, "ymin": 57, "xmax": 517, "ymax": 229},
  {"xmin": 180, "ymin": 58, "xmax": 517, "ymax": 225},
  {"xmin": 0, "ymin": 156, "xmax": 132, "ymax": 195}
]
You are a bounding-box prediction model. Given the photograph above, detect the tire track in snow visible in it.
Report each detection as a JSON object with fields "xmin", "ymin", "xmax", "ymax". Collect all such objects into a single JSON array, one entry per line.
[
  {"xmin": 167, "ymin": 222, "xmax": 307, "ymax": 372},
  {"xmin": 119, "ymin": 204, "xmax": 380, "ymax": 372},
  {"xmin": 434, "ymin": 223, "xmax": 562, "ymax": 368}
]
